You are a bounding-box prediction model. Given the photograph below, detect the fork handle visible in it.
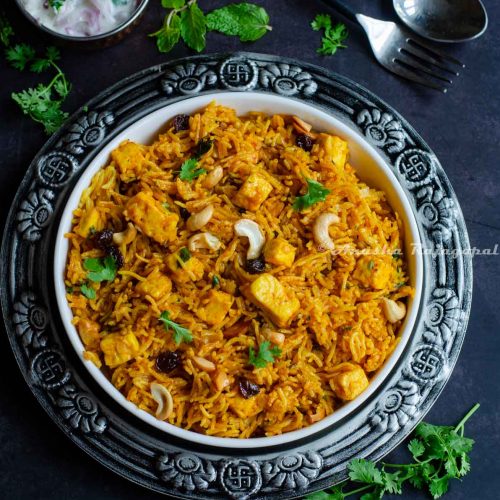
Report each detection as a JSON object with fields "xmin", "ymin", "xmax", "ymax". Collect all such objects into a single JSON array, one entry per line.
[{"xmin": 320, "ymin": 0, "xmax": 359, "ymax": 24}]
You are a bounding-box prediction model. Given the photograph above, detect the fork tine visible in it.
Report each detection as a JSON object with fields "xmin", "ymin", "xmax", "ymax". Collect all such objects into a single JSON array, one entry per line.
[
  {"xmin": 386, "ymin": 62, "xmax": 448, "ymax": 93},
  {"xmin": 407, "ymin": 37, "xmax": 465, "ymax": 67},
  {"xmin": 395, "ymin": 56, "xmax": 453, "ymax": 84},
  {"xmin": 402, "ymin": 45, "xmax": 460, "ymax": 76}
]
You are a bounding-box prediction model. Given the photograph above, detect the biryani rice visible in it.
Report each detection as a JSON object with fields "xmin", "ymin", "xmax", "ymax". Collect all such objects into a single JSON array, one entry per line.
[{"xmin": 65, "ymin": 102, "xmax": 414, "ymax": 438}]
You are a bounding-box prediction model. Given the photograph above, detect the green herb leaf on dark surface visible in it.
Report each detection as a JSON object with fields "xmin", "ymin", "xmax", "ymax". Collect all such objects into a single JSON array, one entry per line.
[{"xmin": 206, "ymin": 2, "xmax": 271, "ymax": 42}]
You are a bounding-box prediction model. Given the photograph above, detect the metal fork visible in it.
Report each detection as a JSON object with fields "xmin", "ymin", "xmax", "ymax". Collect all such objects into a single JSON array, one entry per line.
[{"xmin": 322, "ymin": 0, "xmax": 465, "ymax": 92}]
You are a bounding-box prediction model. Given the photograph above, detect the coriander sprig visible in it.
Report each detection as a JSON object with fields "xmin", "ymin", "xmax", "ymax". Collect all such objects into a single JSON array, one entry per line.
[
  {"xmin": 3, "ymin": 18, "xmax": 71, "ymax": 135},
  {"xmin": 159, "ymin": 311, "xmax": 193, "ymax": 345},
  {"xmin": 293, "ymin": 178, "xmax": 331, "ymax": 211},
  {"xmin": 307, "ymin": 403, "xmax": 480, "ymax": 500},
  {"xmin": 249, "ymin": 340, "xmax": 281, "ymax": 368},
  {"xmin": 311, "ymin": 13, "xmax": 349, "ymax": 56},
  {"xmin": 150, "ymin": 1, "xmax": 271, "ymax": 53}
]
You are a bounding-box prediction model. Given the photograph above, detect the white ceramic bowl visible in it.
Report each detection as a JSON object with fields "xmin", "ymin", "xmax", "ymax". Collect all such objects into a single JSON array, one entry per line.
[{"xmin": 54, "ymin": 92, "xmax": 423, "ymax": 449}]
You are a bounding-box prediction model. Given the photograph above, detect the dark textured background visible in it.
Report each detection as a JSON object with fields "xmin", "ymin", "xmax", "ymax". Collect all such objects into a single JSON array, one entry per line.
[{"xmin": 1, "ymin": 0, "xmax": 499, "ymax": 498}]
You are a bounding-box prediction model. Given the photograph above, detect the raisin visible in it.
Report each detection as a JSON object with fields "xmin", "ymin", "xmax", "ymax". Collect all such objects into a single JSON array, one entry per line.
[
  {"xmin": 156, "ymin": 351, "xmax": 181, "ymax": 373},
  {"xmin": 93, "ymin": 229, "xmax": 113, "ymax": 249},
  {"xmin": 238, "ymin": 378, "xmax": 260, "ymax": 399},
  {"xmin": 179, "ymin": 207, "xmax": 190, "ymax": 220},
  {"xmin": 296, "ymin": 134, "xmax": 313, "ymax": 152},
  {"xmin": 194, "ymin": 138, "xmax": 214, "ymax": 158},
  {"xmin": 106, "ymin": 244, "xmax": 124, "ymax": 269},
  {"xmin": 245, "ymin": 257, "xmax": 266, "ymax": 274},
  {"xmin": 173, "ymin": 114, "xmax": 190, "ymax": 132}
]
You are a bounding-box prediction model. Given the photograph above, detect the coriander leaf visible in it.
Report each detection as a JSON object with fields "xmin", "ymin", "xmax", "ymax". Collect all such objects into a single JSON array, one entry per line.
[
  {"xmin": 408, "ymin": 438, "xmax": 425, "ymax": 458},
  {"xmin": 30, "ymin": 58, "xmax": 52, "ymax": 73},
  {"xmin": 162, "ymin": 0, "xmax": 185, "ymax": 7},
  {"xmin": 248, "ymin": 340, "xmax": 281, "ymax": 368},
  {"xmin": 206, "ymin": 3, "xmax": 271, "ymax": 42},
  {"xmin": 179, "ymin": 158, "xmax": 206, "ymax": 181},
  {"xmin": 11, "ymin": 85, "xmax": 69, "ymax": 134},
  {"xmin": 54, "ymin": 77, "xmax": 71, "ymax": 98},
  {"xmin": 457, "ymin": 453, "xmax": 471, "ymax": 477},
  {"xmin": 348, "ymin": 459, "xmax": 383, "ymax": 485},
  {"xmin": 311, "ymin": 14, "xmax": 348, "ymax": 56},
  {"xmin": 306, "ymin": 489, "xmax": 344, "ymax": 500},
  {"xmin": 80, "ymin": 283, "xmax": 96, "ymax": 300},
  {"xmin": 46, "ymin": 46, "xmax": 60, "ymax": 61},
  {"xmin": 159, "ymin": 311, "xmax": 193, "ymax": 344},
  {"xmin": 408, "ymin": 474, "xmax": 425, "ymax": 490},
  {"xmin": 360, "ymin": 492, "xmax": 382, "ymax": 500},
  {"xmin": 382, "ymin": 471, "xmax": 402, "ymax": 495},
  {"xmin": 6, "ymin": 43, "xmax": 35, "ymax": 70},
  {"xmin": 151, "ymin": 13, "xmax": 181, "ymax": 53},
  {"xmin": 212, "ymin": 275, "xmax": 220, "ymax": 287},
  {"xmin": 179, "ymin": 247, "xmax": 191, "ymax": 262},
  {"xmin": 49, "ymin": 0, "xmax": 66, "ymax": 11},
  {"xmin": 293, "ymin": 178, "xmax": 331, "ymax": 211},
  {"xmin": 311, "ymin": 13, "xmax": 332, "ymax": 31},
  {"xmin": 429, "ymin": 475, "xmax": 449, "ymax": 499},
  {"xmin": 180, "ymin": 2, "xmax": 206, "ymax": 52},
  {"xmin": 0, "ymin": 15, "xmax": 14, "ymax": 47},
  {"xmin": 83, "ymin": 256, "xmax": 117, "ymax": 282}
]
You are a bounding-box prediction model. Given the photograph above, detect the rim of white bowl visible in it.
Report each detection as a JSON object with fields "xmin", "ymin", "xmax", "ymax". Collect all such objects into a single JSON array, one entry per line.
[{"xmin": 54, "ymin": 92, "xmax": 423, "ymax": 449}]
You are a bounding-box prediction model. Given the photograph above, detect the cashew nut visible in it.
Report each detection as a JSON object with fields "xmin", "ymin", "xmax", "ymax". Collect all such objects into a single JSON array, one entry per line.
[
  {"xmin": 193, "ymin": 356, "xmax": 216, "ymax": 373},
  {"xmin": 214, "ymin": 370, "xmax": 230, "ymax": 392},
  {"xmin": 264, "ymin": 329, "xmax": 285, "ymax": 346},
  {"xmin": 203, "ymin": 166, "xmax": 224, "ymax": 189},
  {"xmin": 313, "ymin": 213, "xmax": 340, "ymax": 250},
  {"xmin": 113, "ymin": 222, "xmax": 136, "ymax": 245},
  {"xmin": 187, "ymin": 204, "xmax": 214, "ymax": 231},
  {"xmin": 188, "ymin": 232, "xmax": 221, "ymax": 252},
  {"xmin": 381, "ymin": 298, "xmax": 406, "ymax": 323},
  {"xmin": 150, "ymin": 382, "xmax": 173, "ymax": 421},
  {"xmin": 234, "ymin": 219, "xmax": 265, "ymax": 259},
  {"xmin": 292, "ymin": 115, "xmax": 312, "ymax": 132}
]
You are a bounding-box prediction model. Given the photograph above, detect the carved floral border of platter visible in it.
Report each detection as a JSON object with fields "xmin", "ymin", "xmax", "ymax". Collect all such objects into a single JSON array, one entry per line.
[{"xmin": 1, "ymin": 53, "xmax": 472, "ymax": 499}]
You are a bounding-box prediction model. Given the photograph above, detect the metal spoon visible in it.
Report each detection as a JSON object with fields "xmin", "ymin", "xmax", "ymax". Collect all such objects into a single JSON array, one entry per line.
[{"xmin": 393, "ymin": 0, "xmax": 488, "ymax": 43}]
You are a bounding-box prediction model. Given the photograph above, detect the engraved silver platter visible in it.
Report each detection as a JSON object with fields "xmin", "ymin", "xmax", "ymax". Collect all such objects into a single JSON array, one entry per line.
[{"xmin": 0, "ymin": 53, "xmax": 472, "ymax": 499}]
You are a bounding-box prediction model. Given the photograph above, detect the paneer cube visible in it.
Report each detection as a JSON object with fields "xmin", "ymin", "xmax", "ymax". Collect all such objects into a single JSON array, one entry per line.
[
  {"xmin": 197, "ymin": 290, "xmax": 234, "ymax": 326},
  {"xmin": 100, "ymin": 331, "xmax": 140, "ymax": 368},
  {"xmin": 166, "ymin": 252, "xmax": 205, "ymax": 283},
  {"xmin": 264, "ymin": 238, "xmax": 296, "ymax": 267},
  {"xmin": 229, "ymin": 394, "xmax": 265, "ymax": 419},
  {"xmin": 75, "ymin": 207, "xmax": 104, "ymax": 238},
  {"xmin": 354, "ymin": 255, "xmax": 393, "ymax": 290},
  {"xmin": 234, "ymin": 173, "xmax": 273, "ymax": 211},
  {"xmin": 136, "ymin": 268, "xmax": 172, "ymax": 300},
  {"xmin": 77, "ymin": 318, "xmax": 100, "ymax": 349},
  {"xmin": 124, "ymin": 191, "xmax": 178, "ymax": 244},
  {"xmin": 320, "ymin": 135, "xmax": 348, "ymax": 169},
  {"xmin": 111, "ymin": 140, "xmax": 148, "ymax": 182},
  {"xmin": 329, "ymin": 363, "xmax": 369, "ymax": 401},
  {"xmin": 243, "ymin": 273, "xmax": 300, "ymax": 327}
]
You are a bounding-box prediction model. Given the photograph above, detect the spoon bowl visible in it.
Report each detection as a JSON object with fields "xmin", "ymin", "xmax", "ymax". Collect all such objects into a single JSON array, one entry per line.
[{"xmin": 393, "ymin": 0, "xmax": 488, "ymax": 43}]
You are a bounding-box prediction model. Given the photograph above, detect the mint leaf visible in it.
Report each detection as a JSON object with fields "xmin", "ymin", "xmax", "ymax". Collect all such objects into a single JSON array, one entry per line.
[
  {"xmin": 162, "ymin": 0, "xmax": 185, "ymax": 7},
  {"xmin": 151, "ymin": 13, "xmax": 181, "ymax": 53},
  {"xmin": 180, "ymin": 2, "xmax": 206, "ymax": 52},
  {"xmin": 206, "ymin": 3, "xmax": 271, "ymax": 42}
]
